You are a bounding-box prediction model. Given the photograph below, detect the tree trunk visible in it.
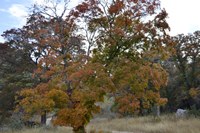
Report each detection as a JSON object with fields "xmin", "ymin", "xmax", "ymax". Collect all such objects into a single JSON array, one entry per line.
[
  {"xmin": 139, "ymin": 99, "xmax": 144, "ymax": 116},
  {"xmin": 41, "ymin": 111, "xmax": 47, "ymax": 125},
  {"xmin": 156, "ymin": 105, "xmax": 160, "ymax": 116},
  {"xmin": 73, "ymin": 126, "xmax": 86, "ymax": 133}
]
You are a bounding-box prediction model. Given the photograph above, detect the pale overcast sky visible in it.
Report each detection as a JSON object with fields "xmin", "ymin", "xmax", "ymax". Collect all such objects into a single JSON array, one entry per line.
[
  {"xmin": 0, "ymin": 0, "xmax": 200, "ymax": 42},
  {"xmin": 161, "ymin": 0, "xmax": 200, "ymax": 35}
]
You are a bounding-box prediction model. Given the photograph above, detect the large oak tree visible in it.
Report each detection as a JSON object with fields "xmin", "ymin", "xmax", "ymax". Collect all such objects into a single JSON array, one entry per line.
[
  {"xmin": 2, "ymin": 0, "xmax": 174, "ymax": 132},
  {"xmin": 73, "ymin": 0, "xmax": 173, "ymax": 116}
]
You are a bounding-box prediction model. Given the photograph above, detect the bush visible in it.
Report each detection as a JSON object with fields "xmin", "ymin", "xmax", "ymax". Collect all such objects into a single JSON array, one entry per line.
[
  {"xmin": 7, "ymin": 114, "xmax": 24, "ymax": 130},
  {"xmin": 189, "ymin": 105, "xmax": 200, "ymax": 117}
]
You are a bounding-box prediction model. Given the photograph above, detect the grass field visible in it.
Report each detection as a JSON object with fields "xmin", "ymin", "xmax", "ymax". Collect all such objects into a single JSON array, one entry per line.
[{"xmin": 1, "ymin": 115, "xmax": 200, "ymax": 133}]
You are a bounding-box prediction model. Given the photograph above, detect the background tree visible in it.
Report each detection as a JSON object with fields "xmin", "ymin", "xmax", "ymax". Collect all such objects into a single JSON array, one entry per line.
[
  {"xmin": 163, "ymin": 31, "xmax": 200, "ymax": 111},
  {"xmin": 0, "ymin": 43, "xmax": 36, "ymax": 124}
]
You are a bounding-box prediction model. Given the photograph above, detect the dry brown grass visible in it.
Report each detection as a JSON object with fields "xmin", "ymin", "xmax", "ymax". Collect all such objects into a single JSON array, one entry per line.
[
  {"xmin": 87, "ymin": 115, "xmax": 200, "ymax": 133},
  {"xmin": 1, "ymin": 115, "xmax": 200, "ymax": 133},
  {"xmin": 1, "ymin": 126, "xmax": 73, "ymax": 133}
]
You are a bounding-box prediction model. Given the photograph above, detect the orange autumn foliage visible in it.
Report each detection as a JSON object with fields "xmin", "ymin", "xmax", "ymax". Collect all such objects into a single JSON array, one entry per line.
[
  {"xmin": 108, "ymin": 0, "xmax": 125, "ymax": 14},
  {"xmin": 73, "ymin": 0, "xmax": 172, "ymax": 117},
  {"xmin": 111, "ymin": 59, "xmax": 168, "ymax": 115}
]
